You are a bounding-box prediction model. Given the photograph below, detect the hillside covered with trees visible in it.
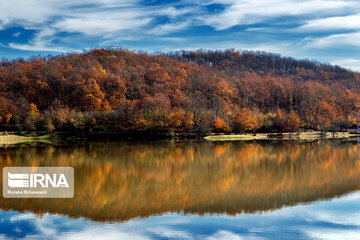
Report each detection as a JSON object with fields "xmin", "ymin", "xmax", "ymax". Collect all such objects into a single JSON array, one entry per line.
[{"xmin": 0, "ymin": 48, "xmax": 359, "ymax": 135}]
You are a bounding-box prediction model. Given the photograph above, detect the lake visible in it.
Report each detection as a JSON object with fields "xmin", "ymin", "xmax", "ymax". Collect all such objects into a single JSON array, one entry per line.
[{"xmin": 0, "ymin": 140, "xmax": 360, "ymax": 239}]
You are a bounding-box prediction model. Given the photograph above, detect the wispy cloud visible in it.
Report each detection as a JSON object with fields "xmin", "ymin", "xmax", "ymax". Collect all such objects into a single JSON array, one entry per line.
[
  {"xmin": 53, "ymin": 11, "xmax": 152, "ymax": 37},
  {"xmin": 0, "ymin": 0, "xmax": 59, "ymax": 28},
  {"xmin": 206, "ymin": 231, "xmax": 245, "ymax": 240},
  {"xmin": 306, "ymin": 229, "xmax": 360, "ymax": 240},
  {"xmin": 299, "ymin": 14, "xmax": 360, "ymax": 31},
  {"xmin": 304, "ymin": 31, "xmax": 360, "ymax": 48},
  {"xmin": 147, "ymin": 21, "xmax": 192, "ymax": 36},
  {"xmin": 200, "ymin": 0, "xmax": 358, "ymax": 30},
  {"xmin": 157, "ymin": 7, "xmax": 195, "ymax": 19},
  {"xmin": 8, "ymin": 28, "xmax": 71, "ymax": 52}
]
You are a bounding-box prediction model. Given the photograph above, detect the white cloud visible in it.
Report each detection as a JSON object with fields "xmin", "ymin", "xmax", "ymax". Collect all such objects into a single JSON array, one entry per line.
[
  {"xmin": 304, "ymin": 31, "xmax": 360, "ymax": 48},
  {"xmin": 299, "ymin": 14, "xmax": 360, "ymax": 31},
  {"xmin": 9, "ymin": 28, "xmax": 71, "ymax": 52},
  {"xmin": 0, "ymin": 0, "xmax": 59, "ymax": 28},
  {"xmin": 331, "ymin": 58, "xmax": 360, "ymax": 72},
  {"xmin": 147, "ymin": 21, "xmax": 191, "ymax": 36},
  {"xmin": 245, "ymin": 27, "xmax": 278, "ymax": 33},
  {"xmin": 148, "ymin": 227, "xmax": 193, "ymax": 239},
  {"xmin": 158, "ymin": 7, "xmax": 195, "ymax": 18},
  {"xmin": 9, "ymin": 213, "xmax": 35, "ymax": 222},
  {"xmin": 306, "ymin": 230, "xmax": 360, "ymax": 240},
  {"xmin": 53, "ymin": 11, "xmax": 152, "ymax": 37},
  {"xmin": 306, "ymin": 210, "xmax": 360, "ymax": 227},
  {"xmin": 58, "ymin": 227, "xmax": 151, "ymax": 240},
  {"xmin": 206, "ymin": 230, "xmax": 245, "ymax": 240},
  {"xmin": 200, "ymin": 0, "xmax": 358, "ymax": 30}
]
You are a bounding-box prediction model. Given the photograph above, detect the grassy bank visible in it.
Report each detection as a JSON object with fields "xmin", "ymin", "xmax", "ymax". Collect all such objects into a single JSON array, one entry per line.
[
  {"xmin": 204, "ymin": 131, "xmax": 360, "ymax": 141},
  {"xmin": 0, "ymin": 134, "xmax": 52, "ymax": 145}
]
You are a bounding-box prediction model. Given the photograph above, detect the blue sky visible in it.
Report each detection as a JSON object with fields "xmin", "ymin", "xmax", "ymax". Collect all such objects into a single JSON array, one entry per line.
[{"xmin": 1, "ymin": 0, "xmax": 360, "ymax": 71}]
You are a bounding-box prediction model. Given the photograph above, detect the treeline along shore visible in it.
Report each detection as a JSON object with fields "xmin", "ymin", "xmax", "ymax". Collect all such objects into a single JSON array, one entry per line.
[{"xmin": 0, "ymin": 47, "xmax": 360, "ymax": 138}]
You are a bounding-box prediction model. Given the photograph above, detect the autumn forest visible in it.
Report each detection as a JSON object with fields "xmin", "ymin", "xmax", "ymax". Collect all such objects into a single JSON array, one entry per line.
[{"xmin": 0, "ymin": 48, "xmax": 359, "ymax": 135}]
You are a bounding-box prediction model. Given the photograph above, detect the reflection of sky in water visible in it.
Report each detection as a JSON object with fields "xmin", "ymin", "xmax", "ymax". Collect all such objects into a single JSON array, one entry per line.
[{"xmin": 1, "ymin": 192, "xmax": 360, "ymax": 240}]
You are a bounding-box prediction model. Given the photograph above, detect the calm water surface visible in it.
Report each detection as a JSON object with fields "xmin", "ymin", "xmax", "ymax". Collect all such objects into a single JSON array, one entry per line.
[{"xmin": 0, "ymin": 140, "xmax": 359, "ymax": 239}]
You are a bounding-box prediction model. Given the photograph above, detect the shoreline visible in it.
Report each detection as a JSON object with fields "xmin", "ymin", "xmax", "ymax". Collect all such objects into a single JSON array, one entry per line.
[
  {"xmin": 0, "ymin": 130, "xmax": 359, "ymax": 145},
  {"xmin": 204, "ymin": 131, "xmax": 360, "ymax": 141}
]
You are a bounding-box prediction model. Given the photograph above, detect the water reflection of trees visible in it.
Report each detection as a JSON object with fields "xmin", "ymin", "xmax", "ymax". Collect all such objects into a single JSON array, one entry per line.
[{"xmin": 0, "ymin": 141, "xmax": 359, "ymax": 222}]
